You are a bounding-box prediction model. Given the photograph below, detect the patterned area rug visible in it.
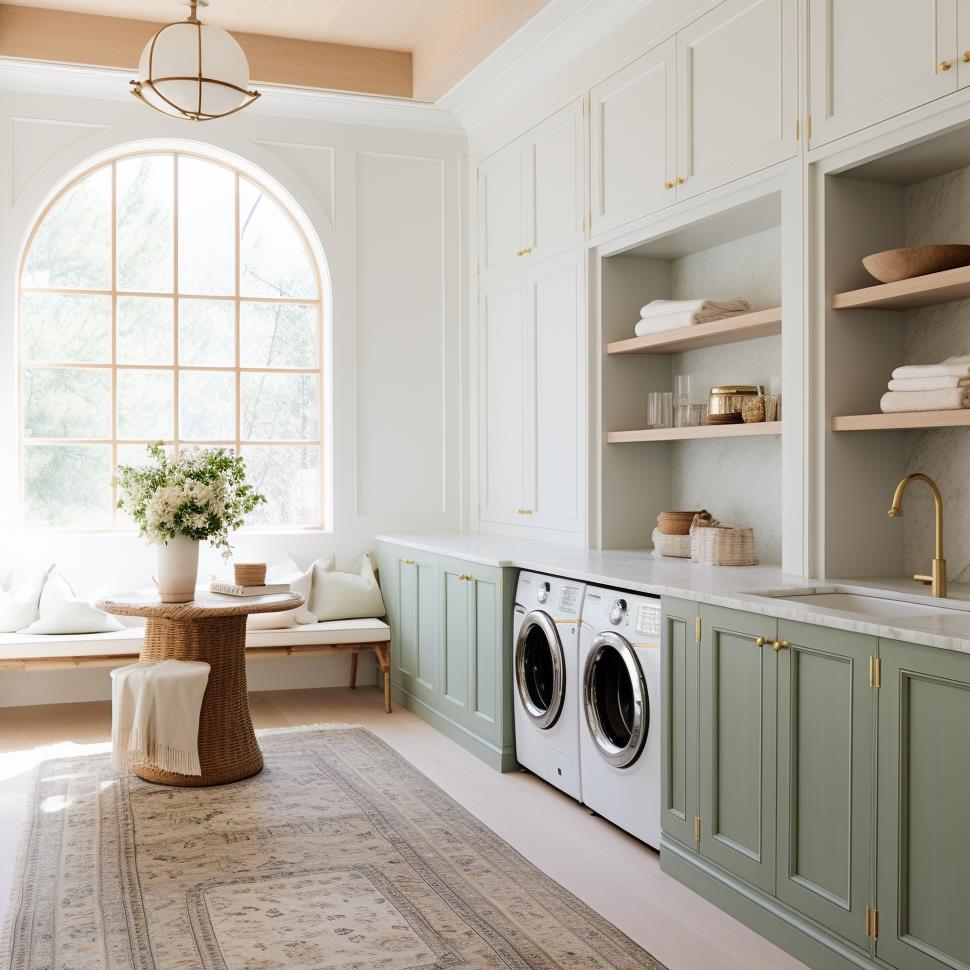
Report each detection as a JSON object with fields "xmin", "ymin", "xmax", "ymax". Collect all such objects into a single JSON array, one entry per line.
[{"xmin": 2, "ymin": 726, "xmax": 666, "ymax": 969}]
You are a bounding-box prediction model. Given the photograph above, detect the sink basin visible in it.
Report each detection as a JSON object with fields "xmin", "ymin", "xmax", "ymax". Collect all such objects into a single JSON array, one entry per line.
[{"xmin": 774, "ymin": 592, "xmax": 970, "ymax": 621}]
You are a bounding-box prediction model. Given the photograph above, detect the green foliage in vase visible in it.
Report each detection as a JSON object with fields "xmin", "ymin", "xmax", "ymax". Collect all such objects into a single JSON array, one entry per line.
[{"xmin": 116, "ymin": 444, "xmax": 266, "ymax": 557}]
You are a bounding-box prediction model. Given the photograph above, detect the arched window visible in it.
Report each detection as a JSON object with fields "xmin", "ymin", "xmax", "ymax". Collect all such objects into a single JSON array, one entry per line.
[{"xmin": 19, "ymin": 148, "xmax": 325, "ymax": 530}]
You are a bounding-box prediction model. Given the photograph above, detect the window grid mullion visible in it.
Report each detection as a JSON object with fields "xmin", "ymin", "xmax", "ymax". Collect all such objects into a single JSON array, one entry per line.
[
  {"xmin": 172, "ymin": 152, "xmax": 180, "ymax": 457},
  {"xmin": 234, "ymin": 171, "xmax": 242, "ymax": 458},
  {"xmin": 110, "ymin": 160, "xmax": 118, "ymax": 528}
]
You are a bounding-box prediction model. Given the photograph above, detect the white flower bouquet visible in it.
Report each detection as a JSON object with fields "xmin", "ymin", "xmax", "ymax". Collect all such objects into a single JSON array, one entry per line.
[{"xmin": 117, "ymin": 444, "xmax": 266, "ymax": 559}]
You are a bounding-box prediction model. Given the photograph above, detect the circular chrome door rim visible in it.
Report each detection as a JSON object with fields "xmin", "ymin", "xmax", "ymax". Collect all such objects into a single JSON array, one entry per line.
[
  {"xmin": 514, "ymin": 610, "xmax": 565, "ymax": 729},
  {"xmin": 583, "ymin": 631, "xmax": 648, "ymax": 768}
]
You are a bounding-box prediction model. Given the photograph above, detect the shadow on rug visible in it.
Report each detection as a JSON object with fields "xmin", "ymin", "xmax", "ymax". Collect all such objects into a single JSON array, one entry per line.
[{"xmin": 2, "ymin": 726, "xmax": 667, "ymax": 969}]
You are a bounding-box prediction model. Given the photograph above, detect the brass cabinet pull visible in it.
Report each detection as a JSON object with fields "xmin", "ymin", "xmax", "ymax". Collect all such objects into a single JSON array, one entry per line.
[
  {"xmin": 772, "ymin": 639, "xmax": 790, "ymax": 652},
  {"xmin": 940, "ymin": 59, "xmax": 953, "ymax": 71},
  {"xmin": 403, "ymin": 559, "xmax": 415, "ymax": 566},
  {"xmin": 515, "ymin": 248, "xmax": 524, "ymax": 256},
  {"xmin": 676, "ymin": 176, "xmax": 686, "ymax": 185},
  {"xmin": 457, "ymin": 573, "xmax": 473, "ymax": 582},
  {"xmin": 517, "ymin": 508, "xmax": 534, "ymax": 515},
  {"xmin": 755, "ymin": 636, "xmax": 769, "ymax": 648},
  {"xmin": 521, "ymin": 246, "xmax": 533, "ymax": 255}
]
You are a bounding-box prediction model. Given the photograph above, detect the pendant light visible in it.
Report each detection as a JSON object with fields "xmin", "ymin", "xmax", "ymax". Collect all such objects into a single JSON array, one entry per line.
[{"xmin": 130, "ymin": 0, "xmax": 260, "ymax": 122}]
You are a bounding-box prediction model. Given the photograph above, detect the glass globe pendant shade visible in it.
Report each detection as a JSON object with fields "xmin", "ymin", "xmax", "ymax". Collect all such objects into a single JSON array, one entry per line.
[{"xmin": 130, "ymin": 4, "xmax": 260, "ymax": 121}]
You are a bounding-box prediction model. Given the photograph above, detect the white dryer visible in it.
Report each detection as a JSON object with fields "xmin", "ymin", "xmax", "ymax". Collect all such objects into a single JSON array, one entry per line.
[
  {"xmin": 512, "ymin": 572, "xmax": 586, "ymax": 801},
  {"xmin": 579, "ymin": 585, "xmax": 661, "ymax": 848}
]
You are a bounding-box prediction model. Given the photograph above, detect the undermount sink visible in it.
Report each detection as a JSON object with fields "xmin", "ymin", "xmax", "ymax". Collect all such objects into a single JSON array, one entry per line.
[{"xmin": 773, "ymin": 591, "xmax": 970, "ymax": 621}]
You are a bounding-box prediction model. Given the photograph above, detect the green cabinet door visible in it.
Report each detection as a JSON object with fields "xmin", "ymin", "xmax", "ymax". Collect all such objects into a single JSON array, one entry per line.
[
  {"xmin": 466, "ymin": 566, "xmax": 503, "ymax": 746},
  {"xmin": 698, "ymin": 605, "xmax": 777, "ymax": 893},
  {"xmin": 776, "ymin": 620, "xmax": 875, "ymax": 950},
  {"xmin": 877, "ymin": 639, "xmax": 970, "ymax": 970},
  {"xmin": 661, "ymin": 596, "xmax": 700, "ymax": 850},
  {"xmin": 440, "ymin": 565, "xmax": 472, "ymax": 724}
]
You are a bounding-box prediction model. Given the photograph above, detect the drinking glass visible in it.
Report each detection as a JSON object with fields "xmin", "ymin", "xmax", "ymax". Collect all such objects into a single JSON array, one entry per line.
[
  {"xmin": 647, "ymin": 391, "xmax": 673, "ymax": 428},
  {"xmin": 673, "ymin": 374, "xmax": 693, "ymax": 427}
]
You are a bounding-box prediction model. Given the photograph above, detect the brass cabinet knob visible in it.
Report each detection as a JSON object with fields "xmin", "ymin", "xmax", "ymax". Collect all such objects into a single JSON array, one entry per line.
[
  {"xmin": 940, "ymin": 59, "xmax": 953, "ymax": 71},
  {"xmin": 755, "ymin": 636, "xmax": 769, "ymax": 647},
  {"xmin": 664, "ymin": 181, "xmax": 674, "ymax": 190},
  {"xmin": 772, "ymin": 639, "xmax": 790, "ymax": 652},
  {"xmin": 521, "ymin": 246, "xmax": 533, "ymax": 255},
  {"xmin": 963, "ymin": 51, "xmax": 970, "ymax": 62},
  {"xmin": 515, "ymin": 248, "xmax": 524, "ymax": 256},
  {"xmin": 676, "ymin": 176, "xmax": 687, "ymax": 184},
  {"xmin": 403, "ymin": 559, "xmax": 415, "ymax": 565}
]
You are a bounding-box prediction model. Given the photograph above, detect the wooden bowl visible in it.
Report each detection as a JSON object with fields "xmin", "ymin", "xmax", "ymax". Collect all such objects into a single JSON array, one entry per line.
[
  {"xmin": 657, "ymin": 510, "xmax": 703, "ymax": 536},
  {"xmin": 862, "ymin": 244, "xmax": 970, "ymax": 283}
]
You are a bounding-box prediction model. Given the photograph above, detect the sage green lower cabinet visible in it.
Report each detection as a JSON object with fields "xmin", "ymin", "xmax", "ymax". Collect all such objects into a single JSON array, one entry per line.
[
  {"xmin": 661, "ymin": 596, "xmax": 700, "ymax": 850},
  {"xmin": 876, "ymin": 639, "xmax": 970, "ymax": 970},
  {"xmin": 376, "ymin": 540, "xmax": 517, "ymax": 771},
  {"xmin": 698, "ymin": 605, "xmax": 778, "ymax": 894},
  {"xmin": 776, "ymin": 620, "xmax": 875, "ymax": 952}
]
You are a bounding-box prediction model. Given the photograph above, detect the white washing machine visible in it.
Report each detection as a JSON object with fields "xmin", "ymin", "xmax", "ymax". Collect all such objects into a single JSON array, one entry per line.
[
  {"xmin": 512, "ymin": 572, "xmax": 586, "ymax": 801},
  {"xmin": 579, "ymin": 585, "xmax": 662, "ymax": 848}
]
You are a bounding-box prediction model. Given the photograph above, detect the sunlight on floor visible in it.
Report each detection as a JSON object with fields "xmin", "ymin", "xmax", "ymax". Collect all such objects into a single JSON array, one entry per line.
[{"xmin": 0, "ymin": 741, "xmax": 111, "ymax": 783}]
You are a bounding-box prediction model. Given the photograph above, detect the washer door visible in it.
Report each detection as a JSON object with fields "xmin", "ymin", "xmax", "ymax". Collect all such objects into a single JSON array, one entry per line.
[
  {"xmin": 515, "ymin": 610, "xmax": 566, "ymax": 729},
  {"xmin": 583, "ymin": 632, "xmax": 649, "ymax": 768}
]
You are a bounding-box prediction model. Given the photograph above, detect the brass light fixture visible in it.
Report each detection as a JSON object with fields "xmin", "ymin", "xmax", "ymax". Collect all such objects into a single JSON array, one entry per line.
[{"xmin": 130, "ymin": 0, "xmax": 260, "ymax": 122}]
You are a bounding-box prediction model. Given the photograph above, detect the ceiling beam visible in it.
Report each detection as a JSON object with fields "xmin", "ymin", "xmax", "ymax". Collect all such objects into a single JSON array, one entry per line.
[{"xmin": 0, "ymin": 4, "xmax": 413, "ymax": 98}]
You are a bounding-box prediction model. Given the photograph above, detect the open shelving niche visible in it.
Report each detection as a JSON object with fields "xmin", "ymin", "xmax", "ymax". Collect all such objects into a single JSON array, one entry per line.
[
  {"xmin": 820, "ymin": 120, "xmax": 970, "ymax": 581},
  {"xmin": 598, "ymin": 190, "xmax": 786, "ymax": 561}
]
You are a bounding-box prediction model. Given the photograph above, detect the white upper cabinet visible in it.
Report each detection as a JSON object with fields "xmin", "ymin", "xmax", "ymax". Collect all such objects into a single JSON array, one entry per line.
[
  {"xmin": 677, "ymin": 0, "xmax": 798, "ymax": 200},
  {"xmin": 809, "ymin": 0, "xmax": 957, "ymax": 148},
  {"xmin": 478, "ymin": 249, "xmax": 586, "ymax": 540},
  {"xmin": 478, "ymin": 98, "xmax": 585, "ymax": 280},
  {"xmin": 590, "ymin": 39, "xmax": 677, "ymax": 236},
  {"xmin": 478, "ymin": 275, "xmax": 526, "ymax": 525}
]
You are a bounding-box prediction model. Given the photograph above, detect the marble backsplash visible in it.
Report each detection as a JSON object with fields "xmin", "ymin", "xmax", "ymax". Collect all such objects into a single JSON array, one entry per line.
[
  {"xmin": 668, "ymin": 226, "xmax": 783, "ymax": 562},
  {"xmin": 901, "ymin": 168, "xmax": 970, "ymax": 580}
]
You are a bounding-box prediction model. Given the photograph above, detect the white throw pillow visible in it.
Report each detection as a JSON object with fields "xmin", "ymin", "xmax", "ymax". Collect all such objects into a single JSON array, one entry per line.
[
  {"xmin": 0, "ymin": 564, "xmax": 52, "ymax": 633},
  {"xmin": 19, "ymin": 568, "xmax": 124, "ymax": 635},
  {"xmin": 245, "ymin": 554, "xmax": 325, "ymax": 630},
  {"xmin": 309, "ymin": 554, "xmax": 386, "ymax": 622}
]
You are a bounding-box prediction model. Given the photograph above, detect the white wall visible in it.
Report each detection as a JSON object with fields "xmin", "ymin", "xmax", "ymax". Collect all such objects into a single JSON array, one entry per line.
[{"xmin": 0, "ymin": 60, "xmax": 467, "ymax": 596}]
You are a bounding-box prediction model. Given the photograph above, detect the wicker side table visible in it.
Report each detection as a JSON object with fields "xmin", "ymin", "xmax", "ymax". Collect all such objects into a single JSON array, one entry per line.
[{"xmin": 99, "ymin": 592, "xmax": 303, "ymax": 787}]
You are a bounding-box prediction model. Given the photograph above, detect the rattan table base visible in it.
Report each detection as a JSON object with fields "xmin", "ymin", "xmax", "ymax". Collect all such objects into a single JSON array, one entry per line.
[{"xmin": 135, "ymin": 614, "xmax": 263, "ymax": 786}]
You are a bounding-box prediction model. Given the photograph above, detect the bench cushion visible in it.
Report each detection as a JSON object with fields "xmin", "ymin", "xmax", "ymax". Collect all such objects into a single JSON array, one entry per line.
[{"xmin": 0, "ymin": 618, "xmax": 390, "ymax": 664}]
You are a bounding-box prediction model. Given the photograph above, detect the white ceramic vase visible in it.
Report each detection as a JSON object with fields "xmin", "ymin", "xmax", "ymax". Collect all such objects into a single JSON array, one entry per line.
[{"xmin": 156, "ymin": 536, "xmax": 200, "ymax": 603}]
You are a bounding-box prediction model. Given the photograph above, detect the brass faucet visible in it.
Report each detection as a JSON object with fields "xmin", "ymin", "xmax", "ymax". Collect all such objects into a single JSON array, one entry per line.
[{"xmin": 888, "ymin": 473, "xmax": 947, "ymax": 598}]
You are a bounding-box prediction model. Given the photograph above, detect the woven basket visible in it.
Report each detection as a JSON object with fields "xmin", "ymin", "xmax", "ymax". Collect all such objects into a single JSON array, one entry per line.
[
  {"xmin": 652, "ymin": 528, "xmax": 692, "ymax": 558},
  {"xmin": 234, "ymin": 562, "xmax": 267, "ymax": 586},
  {"xmin": 690, "ymin": 525, "xmax": 758, "ymax": 566},
  {"xmin": 657, "ymin": 510, "xmax": 703, "ymax": 535}
]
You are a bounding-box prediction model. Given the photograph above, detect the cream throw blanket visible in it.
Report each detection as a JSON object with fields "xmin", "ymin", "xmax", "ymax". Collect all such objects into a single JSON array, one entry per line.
[{"xmin": 111, "ymin": 659, "xmax": 210, "ymax": 776}]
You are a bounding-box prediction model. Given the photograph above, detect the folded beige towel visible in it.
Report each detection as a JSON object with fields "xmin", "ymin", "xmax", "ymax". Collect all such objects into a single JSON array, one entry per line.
[
  {"xmin": 880, "ymin": 388, "xmax": 970, "ymax": 413},
  {"xmin": 639, "ymin": 297, "xmax": 749, "ymax": 320},
  {"xmin": 634, "ymin": 306, "xmax": 748, "ymax": 337},
  {"xmin": 888, "ymin": 376, "xmax": 970, "ymax": 391},
  {"xmin": 111, "ymin": 659, "xmax": 210, "ymax": 776},
  {"xmin": 891, "ymin": 363, "xmax": 970, "ymax": 380}
]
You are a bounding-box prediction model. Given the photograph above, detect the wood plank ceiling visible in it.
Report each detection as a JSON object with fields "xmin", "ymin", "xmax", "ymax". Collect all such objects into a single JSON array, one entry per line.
[{"xmin": 0, "ymin": 0, "xmax": 553, "ymax": 101}]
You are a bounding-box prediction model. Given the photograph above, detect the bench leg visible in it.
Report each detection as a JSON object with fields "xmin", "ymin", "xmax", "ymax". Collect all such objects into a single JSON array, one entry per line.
[
  {"xmin": 373, "ymin": 644, "xmax": 391, "ymax": 713},
  {"xmin": 349, "ymin": 651, "xmax": 358, "ymax": 689}
]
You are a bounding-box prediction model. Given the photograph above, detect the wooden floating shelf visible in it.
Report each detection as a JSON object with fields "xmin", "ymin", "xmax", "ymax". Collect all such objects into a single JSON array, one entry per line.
[
  {"xmin": 832, "ymin": 410, "xmax": 970, "ymax": 432},
  {"xmin": 607, "ymin": 306, "xmax": 782, "ymax": 355},
  {"xmin": 832, "ymin": 265, "xmax": 970, "ymax": 311},
  {"xmin": 607, "ymin": 422, "xmax": 782, "ymax": 443}
]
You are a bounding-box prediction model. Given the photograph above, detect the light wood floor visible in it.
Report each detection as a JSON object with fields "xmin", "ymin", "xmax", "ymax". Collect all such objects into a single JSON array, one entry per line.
[{"xmin": 0, "ymin": 687, "xmax": 806, "ymax": 970}]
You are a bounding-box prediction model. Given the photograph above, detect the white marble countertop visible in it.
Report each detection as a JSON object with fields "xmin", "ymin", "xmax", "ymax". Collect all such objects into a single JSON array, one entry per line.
[{"xmin": 375, "ymin": 532, "xmax": 970, "ymax": 655}]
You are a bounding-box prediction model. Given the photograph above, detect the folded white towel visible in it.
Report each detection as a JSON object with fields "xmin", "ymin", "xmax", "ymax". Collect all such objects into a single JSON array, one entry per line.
[
  {"xmin": 634, "ymin": 311, "xmax": 697, "ymax": 336},
  {"xmin": 880, "ymin": 388, "xmax": 970, "ymax": 413},
  {"xmin": 111, "ymin": 659, "xmax": 210, "ymax": 776},
  {"xmin": 639, "ymin": 297, "xmax": 749, "ymax": 320},
  {"xmin": 891, "ymin": 363, "xmax": 970, "ymax": 380},
  {"xmin": 887, "ymin": 376, "xmax": 970, "ymax": 391}
]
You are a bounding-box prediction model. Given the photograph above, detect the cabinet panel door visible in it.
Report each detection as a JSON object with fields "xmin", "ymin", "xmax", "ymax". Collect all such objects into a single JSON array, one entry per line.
[
  {"xmin": 699, "ymin": 606, "xmax": 777, "ymax": 893},
  {"xmin": 440, "ymin": 568, "xmax": 471, "ymax": 723},
  {"xmin": 677, "ymin": 0, "xmax": 798, "ymax": 200},
  {"xmin": 468, "ymin": 571, "xmax": 502, "ymax": 745},
  {"xmin": 523, "ymin": 250, "xmax": 585, "ymax": 535},
  {"xmin": 661, "ymin": 597, "xmax": 700, "ymax": 850},
  {"xmin": 396, "ymin": 556, "xmax": 438, "ymax": 705},
  {"xmin": 589, "ymin": 39, "xmax": 676, "ymax": 236},
  {"xmin": 877, "ymin": 639, "xmax": 970, "ymax": 970},
  {"xmin": 809, "ymin": 0, "xmax": 957, "ymax": 148},
  {"xmin": 525, "ymin": 98, "xmax": 585, "ymax": 259},
  {"xmin": 479, "ymin": 140, "xmax": 524, "ymax": 278},
  {"xmin": 479, "ymin": 276, "xmax": 525, "ymax": 526},
  {"xmin": 776, "ymin": 621, "xmax": 874, "ymax": 949}
]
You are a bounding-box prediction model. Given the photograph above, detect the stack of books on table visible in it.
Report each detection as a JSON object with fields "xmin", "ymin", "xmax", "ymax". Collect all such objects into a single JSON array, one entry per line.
[{"xmin": 209, "ymin": 581, "xmax": 291, "ymax": 597}]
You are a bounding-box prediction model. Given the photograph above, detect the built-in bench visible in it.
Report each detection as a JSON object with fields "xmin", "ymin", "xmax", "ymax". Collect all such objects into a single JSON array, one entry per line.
[{"xmin": 0, "ymin": 618, "xmax": 392, "ymax": 712}]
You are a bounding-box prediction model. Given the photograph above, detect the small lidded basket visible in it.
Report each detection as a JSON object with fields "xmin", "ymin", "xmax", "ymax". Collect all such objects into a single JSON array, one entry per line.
[{"xmin": 233, "ymin": 562, "xmax": 267, "ymax": 587}]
